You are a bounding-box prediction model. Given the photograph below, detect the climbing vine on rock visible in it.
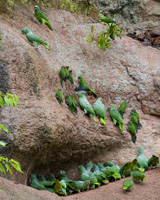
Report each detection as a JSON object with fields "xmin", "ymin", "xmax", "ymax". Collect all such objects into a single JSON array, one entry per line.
[
  {"xmin": 0, "ymin": 92, "xmax": 23, "ymax": 175},
  {"xmin": 83, "ymin": 13, "xmax": 123, "ymax": 52}
]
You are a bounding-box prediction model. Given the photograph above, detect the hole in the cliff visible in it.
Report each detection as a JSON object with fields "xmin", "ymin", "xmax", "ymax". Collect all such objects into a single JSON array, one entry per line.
[{"xmin": 127, "ymin": 30, "xmax": 160, "ymax": 50}]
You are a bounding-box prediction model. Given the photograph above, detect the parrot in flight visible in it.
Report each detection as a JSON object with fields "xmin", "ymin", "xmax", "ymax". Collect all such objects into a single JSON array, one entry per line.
[
  {"xmin": 78, "ymin": 76, "xmax": 85, "ymax": 86},
  {"xmin": 131, "ymin": 109, "xmax": 142, "ymax": 129},
  {"xmin": 78, "ymin": 93, "xmax": 96, "ymax": 121},
  {"xmin": 75, "ymin": 85, "xmax": 97, "ymax": 98},
  {"xmin": 93, "ymin": 97, "xmax": 106, "ymax": 125},
  {"xmin": 118, "ymin": 100, "xmax": 128, "ymax": 118},
  {"xmin": 128, "ymin": 120, "xmax": 137, "ymax": 144},
  {"xmin": 56, "ymin": 89, "xmax": 63, "ymax": 106},
  {"xmin": 34, "ymin": 5, "xmax": 53, "ymax": 31},
  {"xmin": 110, "ymin": 105, "xmax": 123, "ymax": 131},
  {"xmin": 21, "ymin": 28, "xmax": 50, "ymax": 49}
]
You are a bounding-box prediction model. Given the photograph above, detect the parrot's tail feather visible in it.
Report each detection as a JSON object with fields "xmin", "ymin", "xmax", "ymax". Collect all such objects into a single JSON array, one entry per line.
[
  {"xmin": 118, "ymin": 110, "xmax": 124, "ymax": 118},
  {"xmin": 119, "ymin": 123, "xmax": 123, "ymax": 131},
  {"xmin": 100, "ymin": 117, "xmax": 106, "ymax": 125},
  {"xmin": 44, "ymin": 43, "xmax": 50, "ymax": 49},
  {"xmin": 47, "ymin": 23, "xmax": 53, "ymax": 31},
  {"xmin": 92, "ymin": 114, "xmax": 96, "ymax": 122},
  {"xmin": 131, "ymin": 133, "xmax": 137, "ymax": 144},
  {"xmin": 137, "ymin": 122, "xmax": 142, "ymax": 129}
]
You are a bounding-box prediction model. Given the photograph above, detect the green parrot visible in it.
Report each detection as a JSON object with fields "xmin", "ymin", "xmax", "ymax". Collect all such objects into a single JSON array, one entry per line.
[
  {"xmin": 97, "ymin": 13, "xmax": 116, "ymax": 24},
  {"xmin": 131, "ymin": 170, "xmax": 147, "ymax": 183},
  {"xmin": 78, "ymin": 165, "xmax": 99, "ymax": 185},
  {"xmin": 75, "ymin": 85, "xmax": 97, "ymax": 98},
  {"xmin": 38, "ymin": 175, "xmax": 54, "ymax": 186},
  {"xmin": 128, "ymin": 120, "xmax": 137, "ymax": 144},
  {"xmin": 65, "ymin": 95, "xmax": 78, "ymax": 114},
  {"xmin": 78, "ymin": 76, "xmax": 85, "ymax": 85},
  {"xmin": 34, "ymin": 5, "xmax": 53, "ymax": 31},
  {"xmin": 56, "ymin": 89, "xmax": 63, "ymax": 106},
  {"xmin": 120, "ymin": 162, "xmax": 132, "ymax": 178},
  {"xmin": 85, "ymin": 161, "xmax": 93, "ymax": 173},
  {"xmin": 93, "ymin": 165, "xmax": 109, "ymax": 184},
  {"xmin": 64, "ymin": 66, "xmax": 70, "ymax": 79},
  {"xmin": 98, "ymin": 163, "xmax": 121, "ymax": 180},
  {"xmin": 30, "ymin": 174, "xmax": 50, "ymax": 191},
  {"xmin": 123, "ymin": 178, "xmax": 133, "ymax": 191},
  {"xmin": 110, "ymin": 105, "xmax": 123, "ymax": 131},
  {"xmin": 60, "ymin": 170, "xmax": 73, "ymax": 183},
  {"xmin": 131, "ymin": 109, "xmax": 142, "ymax": 129},
  {"xmin": 105, "ymin": 161, "xmax": 120, "ymax": 174},
  {"xmin": 93, "ymin": 97, "xmax": 106, "ymax": 125},
  {"xmin": 78, "ymin": 93, "xmax": 96, "ymax": 121},
  {"xmin": 148, "ymin": 155, "xmax": 159, "ymax": 168},
  {"xmin": 68, "ymin": 70, "xmax": 74, "ymax": 88},
  {"xmin": 49, "ymin": 173, "xmax": 56, "ymax": 183},
  {"xmin": 59, "ymin": 66, "xmax": 68, "ymax": 87},
  {"xmin": 137, "ymin": 146, "xmax": 148, "ymax": 171},
  {"xmin": 21, "ymin": 28, "xmax": 50, "ymax": 49},
  {"xmin": 131, "ymin": 159, "xmax": 138, "ymax": 172},
  {"xmin": 118, "ymin": 100, "xmax": 128, "ymax": 118},
  {"xmin": 67, "ymin": 180, "xmax": 90, "ymax": 193},
  {"xmin": 54, "ymin": 179, "xmax": 67, "ymax": 196},
  {"xmin": 69, "ymin": 94, "xmax": 78, "ymax": 108}
]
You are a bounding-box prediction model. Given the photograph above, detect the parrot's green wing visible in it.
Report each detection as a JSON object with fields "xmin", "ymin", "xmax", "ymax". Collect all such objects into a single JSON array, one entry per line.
[
  {"xmin": 110, "ymin": 105, "xmax": 123, "ymax": 130},
  {"xmin": 93, "ymin": 98, "xmax": 106, "ymax": 125},
  {"xmin": 78, "ymin": 93, "xmax": 96, "ymax": 121},
  {"xmin": 137, "ymin": 146, "xmax": 148, "ymax": 171},
  {"xmin": 26, "ymin": 32, "xmax": 50, "ymax": 49},
  {"xmin": 56, "ymin": 89, "xmax": 63, "ymax": 106}
]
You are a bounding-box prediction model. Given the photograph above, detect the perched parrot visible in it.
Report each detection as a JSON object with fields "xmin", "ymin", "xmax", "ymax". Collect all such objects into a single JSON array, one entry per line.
[
  {"xmin": 34, "ymin": 5, "xmax": 53, "ymax": 31},
  {"xmin": 59, "ymin": 66, "xmax": 69, "ymax": 87},
  {"xmin": 120, "ymin": 162, "xmax": 132, "ymax": 178},
  {"xmin": 123, "ymin": 178, "xmax": 133, "ymax": 191},
  {"xmin": 69, "ymin": 94, "xmax": 78, "ymax": 108},
  {"xmin": 60, "ymin": 170, "xmax": 73, "ymax": 183},
  {"xmin": 118, "ymin": 100, "xmax": 128, "ymax": 118},
  {"xmin": 30, "ymin": 174, "xmax": 50, "ymax": 191},
  {"xmin": 78, "ymin": 76, "xmax": 85, "ymax": 86},
  {"xmin": 65, "ymin": 95, "xmax": 78, "ymax": 114},
  {"xmin": 67, "ymin": 180, "xmax": 90, "ymax": 193},
  {"xmin": 131, "ymin": 109, "xmax": 142, "ymax": 129},
  {"xmin": 21, "ymin": 28, "xmax": 50, "ymax": 49},
  {"xmin": 93, "ymin": 165, "xmax": 109, "ymax": 184},
  {"xmin": 148, "ymin": 155, "xmax": 159, "ymax": 168},
  {"xmin": 85, "ymin": 161, "xmax": 93, "ymax": 173},
  {"xmin": 128, "ymin": 121, "xmax": 137, "ymax": 144},
  {"xmin": 93, "ymin": 97, "xmax": 106, "ymax": 125},
  {"xmin": 68, "ymin": 70, "xmax": 74, "ymax": 88},
  {"xmin": 105, "ymin": 161, "xmax": 120, "ymax": 174},
  {"xmin": 137, "ymin": 146, "xmax": 148, "ymax": 171},
  {"xmin": 54, "ymin": 179, "xmax": 67, "ymax": 196},
  {"xmin": 38, "ymin": 175, "xmax": 54, "ymax": 186},
  {"xmin": 78, "ymin": 165, "xmax": 99, "ymax": 185},
  {"xmin": 78, "ymin": 93, "xmax": 96, "ymax": 121},
  {"xmin": 49, "ymin": 173, "xmax": 56, "ymax": 183},
  {"xmin": 131, "ymin": 170, "xmax": 147, "ymax": 183},
  {"xmin": 56, "ymin": 89, "xmax": 63, "ymax": 106},
  {"xmin": 110, "ymin": 105, "xmax": 123, "ymax": 131},
  {"xmin": 97, "ymin": 13, "xmax": 116, "ymax": 24},
  {"xmin": 75, "ymin": 85, "xmax": 97, "ymax": 98}
]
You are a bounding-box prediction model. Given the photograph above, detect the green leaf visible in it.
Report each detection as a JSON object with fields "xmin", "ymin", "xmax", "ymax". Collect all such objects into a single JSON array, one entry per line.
[
  {"xmin": 4, "ymin": 96, "xmax": 10, "ymax": 107},
  {"xmin": 0, "ymin": 124, "xmax": 9, "ymax": 133},
  {"xmin": 0, "ymin": 163, "xmax": 6, "ymax": 174},
  {"xmin": 9, "ymin": 159, "xmax": 23, "ymax": 173},
  {"xmin": 0, "ymin": 97, "xmax": 4, "ymax": 108},
  {"xmin": 0, "ymin": 141, "xmax": 7, "ymax": 147},
  {"xmin": 91, "ymin": 24, "xmax": 94, "ymax": 32},
  {"xmin": 97, "ymin": 31, "xmax": 103, "ymax": 35},
  {"xmin": 5, "ymin": 163, "xmax": 12, "ymax": 175}
]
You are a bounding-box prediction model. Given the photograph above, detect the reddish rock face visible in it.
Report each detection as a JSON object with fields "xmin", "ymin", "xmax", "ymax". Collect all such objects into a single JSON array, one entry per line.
[{"xmin": 0, "ymin": 5, "xmax": 159, "ymax": 184}]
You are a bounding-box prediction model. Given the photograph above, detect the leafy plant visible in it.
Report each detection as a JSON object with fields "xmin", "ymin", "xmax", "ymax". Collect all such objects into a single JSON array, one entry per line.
[
  {"xmin": 0, "ymin": 92, "xmax": 23, "ymax": 175},
  {"xmin": 83, "ymin": 13, "xmax": 123, "ymax": 52}
]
